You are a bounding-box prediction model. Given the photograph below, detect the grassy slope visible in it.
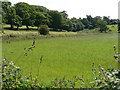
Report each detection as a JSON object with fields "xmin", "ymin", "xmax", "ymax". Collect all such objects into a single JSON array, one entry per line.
[{"xmin": 2, "ymin": 32, "xmax": 118, "ymax": 84}]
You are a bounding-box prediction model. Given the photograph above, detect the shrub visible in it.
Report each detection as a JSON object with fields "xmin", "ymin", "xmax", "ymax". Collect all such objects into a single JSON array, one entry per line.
[
  {"xmin": 90, "ymin": 45, "xmax": 120, "ymax": 89},
  {"xmin": 9, "ymin": 34, "xmax": 16, "ymax": 38},
  {"xmin": 91, "ymin": 64, "xmax": 120, "ymax": 89},
  {"xmin": 38, "ymin": 25, "xmax": 49, "ymax": 35},
  {"xmin": 2, "ymin": 58, "xmax": 40, "ymax": 89}
]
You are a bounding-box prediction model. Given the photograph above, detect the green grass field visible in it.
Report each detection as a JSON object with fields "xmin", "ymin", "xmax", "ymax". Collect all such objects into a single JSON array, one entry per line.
[{"xmin": 2, "ymin": 32, "xmax": 118, "ymax": 84}]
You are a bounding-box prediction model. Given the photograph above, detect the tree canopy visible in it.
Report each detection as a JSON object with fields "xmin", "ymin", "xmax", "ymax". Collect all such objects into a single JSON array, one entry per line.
[{"xmin": 2, "ymin": 1, "xmax": 117, "ymax": 32}]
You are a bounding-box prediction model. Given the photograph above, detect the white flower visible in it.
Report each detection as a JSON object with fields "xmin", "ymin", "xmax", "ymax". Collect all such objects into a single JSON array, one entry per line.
[
  {"xmin": 4, "ymin": 66, "xmax": 7, "ymax": 69},
  {"xmin": 116, "ymin": 78, "xmax": 120, "ymax": 81},
  {"xmin": 3, "ymin": 58, "xmax": 6, "ymax": 60},
  {"xmin": 16, "ymin": 66, "xmax": 20, "ymax": 70},
  {"xmin": 9, "ymin": 62, "xmax": 14, "ymax": 65},
  {"xmin": 107, "ymin": 75, "xmax": 111, "ymax": 78},
  {"xmin": 112, "ymin": 71, "xmax": 118, "ymax": 74}
]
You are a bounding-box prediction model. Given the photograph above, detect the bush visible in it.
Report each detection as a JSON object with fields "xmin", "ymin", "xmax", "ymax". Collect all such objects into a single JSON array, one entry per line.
[
  {"xmin": 38, "ymin": 25, "xmax": 49, "ymax": 35},
  {"xmin": 2, "ymin": 58, "xmax": 40, "ymax": 89},
  {"xmin": 91, "ymin": 64, "xmax": 120, "ymax": 89},
  {"xmin": 90, "ymin": 45, "xmax": 120, "ymax": 89}
]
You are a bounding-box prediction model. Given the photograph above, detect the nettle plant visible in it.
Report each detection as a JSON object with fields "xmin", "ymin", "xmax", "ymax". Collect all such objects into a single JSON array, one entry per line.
[
  {"xmin": 2, "ymin": 57, "xmax": 40, "ymax": 89},
  {"xmin": 46, "ymin": 76, "xmax": 86, "ymax": 88},
  {"xmin": 113, "ymin": 45, "xmax": 120, "ymax": 63},
  {"xmin": 91, "ymin": 64, "xmax": 120, "ymax": 89}
]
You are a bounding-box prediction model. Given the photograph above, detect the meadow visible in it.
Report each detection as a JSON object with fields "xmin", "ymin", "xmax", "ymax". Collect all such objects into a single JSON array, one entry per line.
[
  {"xmin": 1, "ymin": 1, "xmax": 119, "ymax": 88},
  {"xmin": 2, "ymin": 29, "xmax": 118, "ymax": 84}
]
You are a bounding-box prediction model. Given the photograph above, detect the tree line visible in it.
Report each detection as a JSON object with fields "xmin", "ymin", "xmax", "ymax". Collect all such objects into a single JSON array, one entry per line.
[{"xmin": 2, "ymin": 1, "xmax": 117, "ymax": 32}]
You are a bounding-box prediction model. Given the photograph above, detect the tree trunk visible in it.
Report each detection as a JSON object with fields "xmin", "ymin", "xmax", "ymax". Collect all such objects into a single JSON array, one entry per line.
[
  {"xmin": 10, "ymin": 24, "xmax": 13, "ymax": 29},
  {"xmin": 118, "ymin": 20, "xmax": 120, "ymax": 33},
  {"xmin": 17, "ymin": 26, "xmax": 19, "ymax": 30},
  {"xmin": 26, "ymin": 25, "xmax": 29, "ymax": 30}
]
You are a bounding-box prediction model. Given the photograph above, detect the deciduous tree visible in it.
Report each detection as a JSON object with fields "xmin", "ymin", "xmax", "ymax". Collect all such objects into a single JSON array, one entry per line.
[{"xmin": 97, "ymin": 20, "xmax": 108, "ymax": 32}]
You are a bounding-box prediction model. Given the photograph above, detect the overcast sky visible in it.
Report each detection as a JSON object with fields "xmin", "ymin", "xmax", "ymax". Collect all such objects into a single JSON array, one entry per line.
[{"xmin": 8, "ymin": 0, "xmax": 119, "ymax": 19}]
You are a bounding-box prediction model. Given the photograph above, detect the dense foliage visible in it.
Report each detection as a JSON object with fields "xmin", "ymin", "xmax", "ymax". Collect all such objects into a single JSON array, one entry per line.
[
  {"xmin": 38, "ymin": 25, "xmax": 49, "ymax": 35},
  {"xmin": 2, "ymin": 1, "xmax": 117, "ymax": 32},
  {"xmin": 91, "ymin": 64, "xmax": 120, "ymax": 89},
  {"xmin": 2, "ymin": 58, "xmax": 39, "ymax": 89},
  {"xmin": 97, "ymin": 20, "xmax": 108, "ymax": 32}
]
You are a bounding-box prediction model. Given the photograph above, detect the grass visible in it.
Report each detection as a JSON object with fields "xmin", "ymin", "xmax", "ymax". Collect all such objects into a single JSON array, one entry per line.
[
  {"xmin": 2, "ymin": 24, "xmax": 117, "ymax": 36},
  {"xmin": 2, "ymin": 24, "xmax": 78, "ymax": 36},
  {"xmin": 107, "ymin": 24, "xmax": 118, "ymax": 32},
  {"xmin": 2, "ymin": 24, "xmax": 118, "ymax": 85},
  {"xmin": 2, "ymin": 32, "xmax": 118, "ymax": 84}
]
